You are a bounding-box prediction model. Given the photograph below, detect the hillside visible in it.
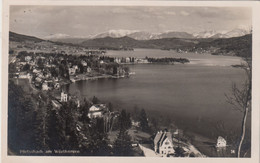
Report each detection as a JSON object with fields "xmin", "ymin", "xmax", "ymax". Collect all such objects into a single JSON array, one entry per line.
[
  {"xmin": 196, "ymin": 34, "xmax": 252, "ymax": 58},
  {"xmin": 81, "ymin": 36, "xmax": 138, "ymax": 50},
  {"xmin": 81, "ymin": 36, "xmax": 199, "ymax": 49},
  {"xmin": 9, "ymin": 31, "xmax": 45, "ymax": 43}
]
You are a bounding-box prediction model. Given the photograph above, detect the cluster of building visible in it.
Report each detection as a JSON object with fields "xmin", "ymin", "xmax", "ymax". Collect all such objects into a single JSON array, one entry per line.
[
  {"xmin": 9, "ymin": 40, "xmax": 105, "ymax": 56},
  {"xmin": 176, "ymin": 47, "xmax": 213, "ymax": 54},
  {"xmin": 153, "ymin": 130, "xmax": 228, "ymax": 157},
  {"xmin": 114, "ymin": 57, "xmax": 149, "ymax": 64},
  {"xmin": 52, "ymin": 90, "xmax": 119, "ymax": 119},
  {"xmin": 10, "ymin": 51, "xmax": 131, "ymax": 91}
]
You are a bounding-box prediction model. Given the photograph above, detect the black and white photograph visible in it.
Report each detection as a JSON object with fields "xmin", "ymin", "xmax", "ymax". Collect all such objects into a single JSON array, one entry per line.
[{"xmin": 3, "ymin": 2, "xmax": 259, "ymax": 160}]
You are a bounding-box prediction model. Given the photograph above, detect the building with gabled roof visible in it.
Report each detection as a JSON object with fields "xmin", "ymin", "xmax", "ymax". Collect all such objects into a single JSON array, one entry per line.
[
  {"xmin": 154, "ymin": 130, "xmax": 175, "ymax": 157},
  {"xmin": 88, "ymin": 104, "xmax": 108, "ymax": 118},
  {"xmin": 61, "ymin": 91, "xmax": 68, "ymax": 102},
  {"xmin": 216, "ymin": 136, "xmax": 227, "ymax": 148}
]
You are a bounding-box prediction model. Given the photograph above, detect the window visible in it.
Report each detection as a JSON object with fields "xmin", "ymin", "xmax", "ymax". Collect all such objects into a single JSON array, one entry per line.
[{"xmin": 165, "ymin": 142, "xmax": 169, "ymax": 145}]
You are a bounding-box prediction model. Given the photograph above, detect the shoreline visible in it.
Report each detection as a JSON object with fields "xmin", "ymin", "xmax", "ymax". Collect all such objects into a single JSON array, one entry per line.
[{"xmin": 69, "ymin": 74, "xmax": 129, "ymax": 83}]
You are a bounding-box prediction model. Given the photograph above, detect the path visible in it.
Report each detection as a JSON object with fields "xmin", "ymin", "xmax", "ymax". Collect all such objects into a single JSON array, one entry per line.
[{"xmin": 138, "ymin": 144, "xmax": 160, "ymax": 157}]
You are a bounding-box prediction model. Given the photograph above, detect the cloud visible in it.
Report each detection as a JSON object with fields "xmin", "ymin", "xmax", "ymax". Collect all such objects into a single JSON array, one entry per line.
[{"xmin": 180, "ymin": 11, "xmax": 190, "ymax": 16}]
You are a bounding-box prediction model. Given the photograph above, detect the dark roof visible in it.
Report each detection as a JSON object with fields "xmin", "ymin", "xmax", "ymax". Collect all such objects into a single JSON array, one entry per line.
[{"xmin": 154, "ymin": 131, "xmax": 173, "ymax": 147}]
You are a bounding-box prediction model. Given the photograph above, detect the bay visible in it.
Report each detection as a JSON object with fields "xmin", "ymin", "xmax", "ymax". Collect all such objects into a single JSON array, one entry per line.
[{"xmin": 64, "ymin": 49, "xmax": 250, "ymax": 140}]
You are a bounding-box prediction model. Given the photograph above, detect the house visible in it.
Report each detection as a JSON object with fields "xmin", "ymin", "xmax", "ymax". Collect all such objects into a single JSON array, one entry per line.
[
  {"xmin": 69, "ymin": 67, "xmax": 76, "ymax": 75},
  {"xmin": 35, "ymin": 77, "xmax": 42, "ymax": 82},
  {"xmin": 131, "ymin": 120, "xmax": 140, "ymax": 127},
  {"xmin": 33, "ymin": 69, "xmax": 41, "ymax": 73},
  {"xmin": 125, "ymin": 57, "xmax": 130, "ymax": 63},
  {"xmin": 52, "ymin": 100, "xmax": 62, "ymax": 108},
  {"xmin": 88, "ymin": 104, "xmax": 107, "ymax": 118},
  {"xmin": 81, "ymin": 60, "xmax": 88, "ymax": 66},
  {"xmin": 216, "ymin": 136, "xmax": 227, "ymax": 148},
  {"xmin": 54, "ymin": 83, "xmax": 60, "ymax": 89},
  {"xmin": 61, "ymin": 91, "xmax": 68, "ymax": 102},
  {"xmin": 18, "ymin": 72, "xmax": 30, "ymax": 79},
  {"xmin": 42, "ymin": 82, "xmax": 49, "ymax": 91},
  {"xmin": 87, "ymin": 67, "xmax": 92, "ymax": 73},
  {"xmin": 25, "ymin": 56, "xmax": 32, "ymax": 62},
  {"xmin": 154, "ymin": 131, "xmax": 175, "ymax": 157},
  {"xmin": 114, "ymin": 58, "xmax": 121, "ymax": 63}
]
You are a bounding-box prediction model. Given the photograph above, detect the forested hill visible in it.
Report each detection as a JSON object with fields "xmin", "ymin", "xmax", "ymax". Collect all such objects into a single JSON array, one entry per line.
[
  {"xmin": 196, "ymin": 34, "xmax": 252, "ymax": 58},
  {"xmin": 9, "ymin": 31, "xmax": 45, "ymax": 43},
  {"xmin": 80, "ymin": 36, "xmax": 199, "ymax": 49}
]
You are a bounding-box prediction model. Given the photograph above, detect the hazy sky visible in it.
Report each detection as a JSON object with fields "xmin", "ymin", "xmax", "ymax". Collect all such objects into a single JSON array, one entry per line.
[{"xmin": 10, "ymin": 6, "xmax": 252, "ymax": 38}]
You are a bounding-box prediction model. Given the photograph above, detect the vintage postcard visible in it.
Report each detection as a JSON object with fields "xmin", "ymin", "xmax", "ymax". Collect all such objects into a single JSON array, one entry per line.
[{"xmin": 1, "ymin": 1, "xmax": 260, "ymax": 163}]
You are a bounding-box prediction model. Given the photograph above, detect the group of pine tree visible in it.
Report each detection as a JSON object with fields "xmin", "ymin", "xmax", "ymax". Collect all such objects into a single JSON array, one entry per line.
[{"xmin": 8, "ymin": 80, "xmax": 150, "ymax": 156}]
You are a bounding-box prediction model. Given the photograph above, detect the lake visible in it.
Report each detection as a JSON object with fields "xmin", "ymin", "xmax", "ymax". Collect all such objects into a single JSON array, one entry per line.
[{"xmin": 64, "ymin": 49, "xmax": 250, "ymax": 140}]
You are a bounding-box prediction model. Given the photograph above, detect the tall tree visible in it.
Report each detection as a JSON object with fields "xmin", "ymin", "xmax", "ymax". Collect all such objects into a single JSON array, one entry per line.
[
  {"xmin": 113, "ymin": 110, "xmax": 133, "ymax": 156},
  {"xmin": 82, "ymin": 118, "xmax": 110, "ymax": 156},
  {"xmin": 92, "ymin": 96, "xmax": 100, "ymax": 104},
  {"xmin": 118, "ymin": 109, "xmax": 131, "ymax": 130},
  {"xmin": 139, "ymin": 109, "xmax": 149, "ymax": 132},
  {"xmin": 33, "ymin": 108, "xmax": 48, "ymax": 151},
  {"xmin": 8, "ymin": 80, "xmax": 36, "ymax": 154},
  {"xmin": 113, "ymin": 129, "xmax": 133, "ymax": 156},
  {"xmin": 226, "ymin": 59, "xmax": 251, "ymax": 157},
  {"xmin": 46, "ymin": 109, "xmax": 65, "ymax": 151}
]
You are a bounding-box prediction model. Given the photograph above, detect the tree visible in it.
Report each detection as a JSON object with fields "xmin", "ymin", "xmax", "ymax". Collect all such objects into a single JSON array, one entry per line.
[
  {"xmin": 46, "ymin": 109, "xmax": 65, "ymax": 150},
  {"xmin": 174, "ymin": 146, "xmax": 185, "ymax": 157},
  {"xmin": 82, "ymin": 118, "xmax": 111, "ymax": 156},
  {"xmin": 225, "ymin": 59, "xmax": 251, "ymax": 157},
  {"xmin": 8, "ymin": 80, "xmax": 36, "ymax": 154},
  {"xmin": 92, "ymin": 96, "xmax": 100, "ymax": 104},
  {"xmin": 33, "ymin": 108, "xmax": 48, "ymax": 151},
  {"xmin": 79, "ymin": 101, "xmax": 90, "ymax": 124},
  {"xmin": 113, "ymin": 129, "xmax": 133, "ymax": 156},
  {"xmin": 118, "ymin": 110, "xmax": 131, "ymax": 130},
  {"xmin": 139, "ymin": 109, "xmax": 149, "ymax": 132},
  {"xmin": 23, "ymin": 64, "xmax": 30, "ymax": 71},
  {"xmin": 113, "ymin": 109, "xmax": 133, "ymax": 156},
  {"xmin": 108, "ymin": 102, "xmax": 113, "ymax": 112}
]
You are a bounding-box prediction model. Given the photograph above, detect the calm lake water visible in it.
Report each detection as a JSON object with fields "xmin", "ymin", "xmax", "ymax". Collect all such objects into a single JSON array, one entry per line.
[{"xmin": 64, "ymin": 49, "xmax": 250, "ymax": 139}]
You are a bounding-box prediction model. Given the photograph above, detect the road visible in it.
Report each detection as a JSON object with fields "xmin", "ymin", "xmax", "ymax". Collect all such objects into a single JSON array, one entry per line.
[{"xmin": 138, "ymin": 144, "xmax": 160, "ymax": 157}]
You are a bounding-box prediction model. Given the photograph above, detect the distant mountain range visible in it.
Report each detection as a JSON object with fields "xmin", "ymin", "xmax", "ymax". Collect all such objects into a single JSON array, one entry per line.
[{"xmin": 43, "ymin": 28, "xmax": 251, "ymax": 44}]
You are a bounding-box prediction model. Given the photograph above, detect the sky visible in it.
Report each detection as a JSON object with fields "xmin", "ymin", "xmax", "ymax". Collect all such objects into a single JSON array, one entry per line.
[{"xmin": 9, "ymin": 6, "xmax": 252, "ymax": 38}]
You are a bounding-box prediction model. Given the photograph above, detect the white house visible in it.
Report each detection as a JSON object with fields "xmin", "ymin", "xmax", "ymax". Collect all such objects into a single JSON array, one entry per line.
[
  {"xmin": 61, "ymin": 91, "xmax": 68, "ymax": 102},
  {"xmin": 25, "ymin": 56, "xmax": 32, "ymax": 62},
  {"xmin": 216, "ymin": 136, "xmax": 227, "ymax": 148},
  {"xmin": 88, "ymin": 104, "xmax": 107, "ymax": 118},
  {"xmin": 81, "ymin": 60, "xmax": 88, "ymax": 66},
  {"xmin": 131, "ymin": 120, "xmax": 140, "ymax": 127},
  {"xmin": 87, "ymin": 67, "xmax": 92, "ymax": 73},
  {"xmin": 154, "ymin": 131, "xmax": 175, "ymax": 157},
  {"xmin": 42, "ymin": 82, "xmax": 49, "ymax": 91},
  {"xmin": 52, "ymin": 100, "xmax": 62, "ymax": 108},
  {"xmin": 69, "ymin": 67, "xmax": 76, "ymax": 75}
]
